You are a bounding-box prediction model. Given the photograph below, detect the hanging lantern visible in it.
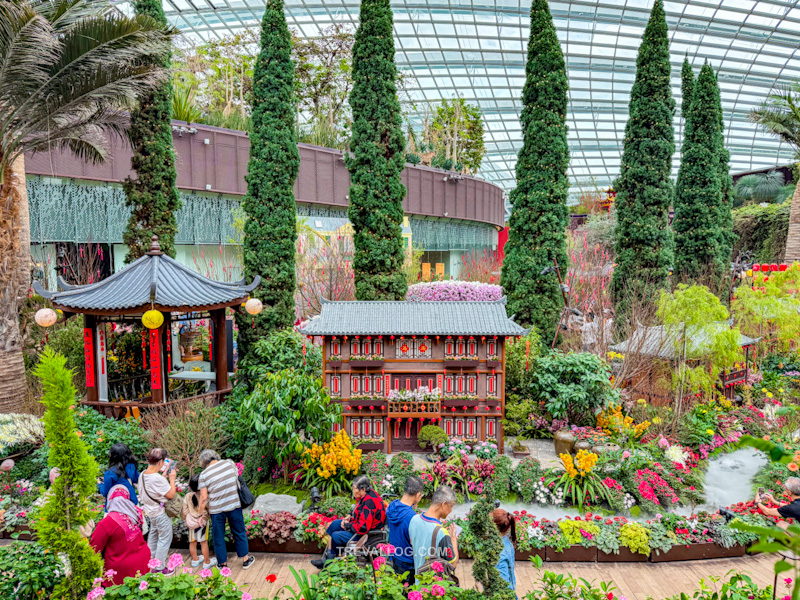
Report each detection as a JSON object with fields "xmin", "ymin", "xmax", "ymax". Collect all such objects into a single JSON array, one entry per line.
[
  {"xmin": 245, "ymin": 298, "xmax": 263, "ymax": 315},
  {"xmin": 761, "ymin": 264, "xmax": 770, "ymax": 273},
  {"xmin": 753, "ymin": 265, "xmax": 761, "ymax": 272},
  {"xmin": 780, "ymin": 264, "xmax": 788, "ymax": 272},
  {"xmin": 142, "ymin": 310, "xmax": 164, "ymax": 330},
  {"xmin": 747, "ymin": 269, "xmax": 753, "ymax": 277},
  {"xmin": 35, "ymin": 308, "xmax": 58, "ymax": 328},
  {"xmin": 771, "ymin": 263, "xmax": 779, "ymax": 272}
]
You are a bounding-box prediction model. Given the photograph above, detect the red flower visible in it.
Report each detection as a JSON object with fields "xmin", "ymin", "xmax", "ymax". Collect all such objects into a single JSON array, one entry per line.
[
  {"xmin": 607, "ymin": 594, "xmax": 613, "ymax": 600},
  {"xmin": 266, "ymin": 574, "xmax": 277, "ymax": 583}
]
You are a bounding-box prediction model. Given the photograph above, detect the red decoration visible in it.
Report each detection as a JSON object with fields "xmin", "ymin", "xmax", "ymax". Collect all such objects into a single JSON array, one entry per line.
[
  {"xmin": 390, "ymin": 335, "xmax": 395, "ymax": 340},
  {"xmin": 753, "ymin": 264, "xmax": 761, "ymax": 272},
  {"xmin": 451, "ymin": 407, "xmax": 456, "ymax": 412},
  {"xmin": 369, "ymin": 405, "xmax": 375, "ymax": 410},
  {"xmin": 771, "ymin": 263, "xmax": 779, "ymax": 272},
  {"xmin": 149, "ymin": 329, "xmax": 162, "ymax": 389},
  {"xmin": 780, "ymin": 264, "xmax": 788, "ymax": 272},
  {"xmin": 762, "ymin": 263, "xmax": 770, "ymax": 272},
  {"xmin": 83, "ymin": 327, "xmax": 95, "ymax": 388},
  {"xmin": 462, "ymin": 405, "xmax": 467, "ymax": 410},
  {"xmin": 526, "ymin": 340, "xmax": 531, "ymax": 371},
  {"xmin": 419, "ymin": 343, "xmax": 428, "ymax": 353},
  {"xmin": 400, "ymin": 343, "xmax": 410, "ymax": 353}
]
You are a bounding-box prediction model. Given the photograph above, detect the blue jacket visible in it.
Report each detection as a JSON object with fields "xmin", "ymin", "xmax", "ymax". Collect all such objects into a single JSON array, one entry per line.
[
  {"xmin": 497, "ymin": 535, "xmax": 516, "ymax": 593},
  {"xmin": 99, "ymin": 463, "xmax": 139, "ymax": 509},
  {"xmin": 386, "ymin": 499, "xmax": 417, "ymax": 566}
]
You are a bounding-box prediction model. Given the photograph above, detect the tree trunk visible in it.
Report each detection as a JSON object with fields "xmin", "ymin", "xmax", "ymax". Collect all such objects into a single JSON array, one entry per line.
[
  {"xmin": 0, "ymin": 155, "xmax": 30, "ymax": 413},
  {"xmin": 784, "ymin": 177, "xmax": 800, "ymax": 263}
]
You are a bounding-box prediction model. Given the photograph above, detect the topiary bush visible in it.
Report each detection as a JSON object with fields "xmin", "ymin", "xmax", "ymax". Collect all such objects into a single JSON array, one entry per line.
[
  {"xmin": 512, "ymin": 457, "xmax": 543, "ymax": 503},
  {"xmin": 388, "ymin": 452, "xmax": 415, "ymax": 494},
  {"xmin": 418, "ymin": 425, "xmax": 448, "ymax": 450},
  {"xmin": 34, "ymin": 348, "xmax": 103, "ymax": 600}
]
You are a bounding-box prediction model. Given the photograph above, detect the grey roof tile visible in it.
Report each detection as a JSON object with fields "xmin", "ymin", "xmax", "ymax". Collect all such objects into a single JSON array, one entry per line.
[
  {"xmin": 299, "ymin": 298, "xmax": 528, "ymax": 336},
  {"xmin": 33, "ymin": 249, "xmax": 259, "ymax": 313},
  {"xmin": 610, "ymin": 322, "xmax": 759, "ymax": 359}
]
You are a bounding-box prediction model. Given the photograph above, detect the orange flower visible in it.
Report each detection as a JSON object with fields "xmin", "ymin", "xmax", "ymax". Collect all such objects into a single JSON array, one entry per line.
[
  {"xmin": 789, "ymin": 463, "xmax": 799, "ymax": 472},
  {"xmin": 75, "ymin": 431, "xmax": 83, "ymax": 437},
  {"xmin": 764, "ymin": 435, "xmax": 771, "ymax": 441}
]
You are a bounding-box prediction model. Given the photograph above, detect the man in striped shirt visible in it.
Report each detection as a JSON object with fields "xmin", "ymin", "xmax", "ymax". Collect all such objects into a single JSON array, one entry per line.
[{"xmin": 198, "ymin": 449, "xmax": 255, "ymax": 570}]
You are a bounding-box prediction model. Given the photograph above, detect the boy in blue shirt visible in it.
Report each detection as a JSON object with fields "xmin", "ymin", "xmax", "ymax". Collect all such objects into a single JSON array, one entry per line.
[{"xmin": 386, "ymin": 475, "xmax": 424, "ymax": 583}]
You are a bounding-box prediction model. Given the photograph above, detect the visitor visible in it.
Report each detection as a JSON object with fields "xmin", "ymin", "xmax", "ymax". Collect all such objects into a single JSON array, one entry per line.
[
  {"xmin": 181, "ymin": 474, "xmax": 215, "ymax": 570},
  {"xmin": 492, "ymin": 508, "xmax": 517, "ymax": 595},
  {"xmin": 757, "ymin": 478, "xmax": 800, "ymax": 529},
  {"xmin": 99, "ymin": 443, "xmax": 139, "ymax": 509},
  {"xmin": 311, "ymin": 475, "xmax": 386, "ymax": 569},
  {"xmin": 138, "ymin": 448, "xmax": 177, "ymax": 574},
  {"xmin": 408, "ymin": 485, "xmax": 459, "ymax": 583},
  {"xmin": 90, "ymin": 484, "xmax": 150, "ymax": 586},
  {"xmin": 197, "ymin": 449, "xmax": 255, "ymax": 570},
  {"xmin": 386, "ymin": 475, "xmax": 424, "ymax": 583}
]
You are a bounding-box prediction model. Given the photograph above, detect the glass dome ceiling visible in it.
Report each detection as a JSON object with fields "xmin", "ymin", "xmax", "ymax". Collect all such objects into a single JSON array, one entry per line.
[{"xmin": 156, "ymin": 0, "xmax": 800, "ymax": 192}]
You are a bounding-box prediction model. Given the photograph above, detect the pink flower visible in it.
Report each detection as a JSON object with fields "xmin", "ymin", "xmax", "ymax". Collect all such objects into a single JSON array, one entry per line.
[
  {"xmin": 622, "ymin": 451, "xmax": 631, "ymax": 459},
  {"xmin": 242, "ymin": 594, "xmax": 252, "ymax": 600},
  {"xmin": 431, "ymin": 561, "xmax": 444, "ymax": 573},
  {"xmin": 86, "ymin": 589, "xmax": 105, "ymax": 600},
  {"xmin": 167, "ymin": 553, "xmax": 184, "ymax": 570},
  {"xmin": 104, "ymin": 569, "xmax": 117, "ymax": 580},
  {"xmin": 785, "ymin": 578, "xmax": 793, "ymax": 586},
  {"xmin": 373, "ymin": 556, "xmax": 386, "ymax": 569},
  {"xmin": 408, "ymin": 592, "xmax": 423, "ymax": 600},
  {"xmin": 182, "ymin": 567, "xmax": 193, "ymax": 574},
  {"xmin": 432, "ymin": 585, "xmax": 446, "ymax": 596},
  {"xmin": 220, "ymin": 567, "xmax": 232, "ymax": 577},
  {"xmin": 657, "ymin": 436, "xmax": 669, "ymax": 448},
  {"xmin": 139, "ymin": 581, "xmax": 148, "ymax": 591},
  {"xmin": 147, "ymin": 558, "xmax": 161, "ymax": 570},
  {"xmin": 199, "ymin": 569, "xmax": 213, "ymax": 578},
  {"xmin": 92, "ymin": 578, "xmax": 103, "ymax": 587}
]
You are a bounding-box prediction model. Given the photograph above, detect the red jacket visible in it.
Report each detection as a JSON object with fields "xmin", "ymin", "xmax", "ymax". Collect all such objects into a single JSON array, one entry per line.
[{"xmin": 351, "ymin": 489, "xmax": 386, "ymax": 535}]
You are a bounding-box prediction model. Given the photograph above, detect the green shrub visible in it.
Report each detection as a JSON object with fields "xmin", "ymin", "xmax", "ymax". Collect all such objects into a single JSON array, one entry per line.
[
  {"xmin": 213, "ymin": 394, "xmax": 253, "ymax": 460},
  {"xmin": 733, "ymin": 202, "xmax": 789, "ymax": 263},
  {"xmin": 512, "ymin": 457, "xmax": 543, "ymax": 503},
  {"xmin": 0, "ymin": 541, "xmax": 63, "ymax": 600},
  {"xmin": 389, "ymin": 452, "xmax": 415, "ymax": 494},
  {"xmin": 417, "ymin": 425, "xmax": 447, "ymax": 450},
  {"xmin": 47, "ymin": 317, "xmax": 87, "ymax": 393},
  {"xmin": 490, "ymin": 455, "xmax": 514, "ymax": 499},
  {"xmin": 74, "ymin": 408, "xmax": 151, "ymax": 467},
  {"xmin": 361, "ymin": 451, "xmax": 389, "ymax": 487},
  {"xmin": 236, "ymin": 328, "xmax": 322, "ymax": 390},
  {"xmin": 619, "ymin": 522, "xmax": 650, "ymax": 555},
  {"xmin": 505, "ymin": 330, "xmax": 542, "ymax": 394},
  {"xmin": 242, "ymin": 444, "xmax": 273, "ymax": 485},
  {"xmin": 317, "ymin": 496, "xmax": 353, "ymax": 518}
]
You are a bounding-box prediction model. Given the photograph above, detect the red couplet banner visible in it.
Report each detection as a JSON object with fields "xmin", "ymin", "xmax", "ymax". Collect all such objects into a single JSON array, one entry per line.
[
  {"xmin": 83, "ymin": 328, "xmax": 95, "ymax": 388},
  {"xmin": 150, "ymin": 329, "xmax": 162, "ymax": 389}
]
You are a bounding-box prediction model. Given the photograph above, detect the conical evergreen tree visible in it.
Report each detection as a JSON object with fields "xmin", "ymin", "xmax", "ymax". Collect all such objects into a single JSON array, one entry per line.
[
  {"xmin": 236, "ymin": 0, "xmax": 300, "ymax": 365},
  {"xmin": 346, "ymin": 0, "xmax": 407, "ymax": 300},
  {"xmin": 713, "ymin": 70, "xmax": 735, "ymax": 273},
  {"xmin": 673, "ymin": 62, "xmax": 724, "ymax": 279},
  {"xmin": 500, "ymin": 0, "xmax": 569, "ymax": 340},
  {"xmin": 122, "ymin": 0, "xmax": 180, "ymax": 261},
  {"xmin": 680, "ymin": 57, "xmax": 695, "ymax": 130},
  {"xmin": 612, "ymin": 0, "xmax": 675, "ymax": 307}
]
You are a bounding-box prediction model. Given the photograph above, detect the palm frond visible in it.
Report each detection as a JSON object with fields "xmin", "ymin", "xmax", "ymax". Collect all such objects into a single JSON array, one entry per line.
[
  {"xmin": 33, "ymin": 0, "xmax": 114, "ymax": 32},
  {"xmin": 733, "ymin": 171, "xmax": 786, "ymax": 203},
  {"xmin": 750, "ymin": 84, "xmax": 800, "ymax": 152}
]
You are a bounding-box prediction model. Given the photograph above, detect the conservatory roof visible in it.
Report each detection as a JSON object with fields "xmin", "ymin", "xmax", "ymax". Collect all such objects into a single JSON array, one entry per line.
[
  {"xmin": 609, "ymin": 321, "xmax": 760, "ymax": 360},
  {"xmin": 299, "ymin": 297, "xmax": 529, "ymax": 336},
  {"xmin": 32, "ymin": 237, "xmax": 260, "ymax": 315},
  {"xmin": 142, "ymin": 0, "xmax": 800, "ymax": 195}
]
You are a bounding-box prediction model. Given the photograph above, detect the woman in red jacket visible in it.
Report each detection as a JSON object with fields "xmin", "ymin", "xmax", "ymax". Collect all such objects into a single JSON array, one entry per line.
[{"xmin": 90, "ymin": 485, "xmax": 151, "ymax": 585}]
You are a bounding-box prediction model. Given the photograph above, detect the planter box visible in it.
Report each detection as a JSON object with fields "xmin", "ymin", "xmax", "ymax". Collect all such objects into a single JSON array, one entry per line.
[
  {"xmin": 347, "ymin": 400, "xmax": 386, "ymax": 410},
  {"xmin": 349, "ymin": 360, "xmax": 385, "ymax": 368},
  {"xmin": 650, "ymin": 543, "xmax": 746, "ymax": 563},
  {"xmin": 486, "ymin": 359, "xmax": 501, "ymax": 369},
  {"xmin": 512, "ymin": 447, "xmax": 531, "ymax": 458},
  {"xmin": 444, "ymin": 360, "xmax": 479, "ymax": 368},
  {"xmin": 442, "ymin": 399, "xmax": 480, "ymax": 408},
  {"xmin": 226, "ymin": 537, "xmax": 320, "ymax": 554},
  {"xmin": 328, "ymin": 360, "xmax": 343, "ymax": 369},
  {"xmin": 546, "ymin": 545, "xmax": 597, "ymax": 562},
  {"xmin": 357, "ymin": 443, "xmax": 384, "ymax": 451},
  {"xmin": 516, "ymin": 548, "xmax": 546, "ymax": 562},
  {"xmin": 598, "ymin": 548, "xmax": 649, "ymax": 562}
]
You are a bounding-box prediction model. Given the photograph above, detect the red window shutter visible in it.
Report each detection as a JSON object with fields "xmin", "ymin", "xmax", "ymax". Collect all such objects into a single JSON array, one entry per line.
[
  {"xmin": 352, "ymin": 377, "xmax": 359, "ymax": 393},
  {"xmin": 457, "ymin": 420, "xmax": 464, "ymax": 437},
  {"xmin": 333, "ymin": 422, "xmax": 340, "ymax": 432},
  {"xmin": 353, "ymin": 419, "xmax": 360, "ymax": 437},
  {"xmin": 364, "ymin": 419, "xmax": 371, "ymax": 436},
  {"xmin": 406, "ymin": 379, "xmax": 411, "ymax": 390},
  {"xmin": 332, "ymin": 376, "xmax": 340, "ymax": 394},
  {"xmin": 394, "ymin": 378, "xmax": 400, "ymax": 390},
  {"xmin": 488, "ymin": 376, "xmax": 495, "ymax": 394},
  {"xmin": 429, "ymin": 378, "xmax": 434, "ymax": 389},
  {"xmin": 394, "ymin": 421, "xmax": 400, "ymax": 438},
  {"xmin": 446, "ymin": 377, "xmax": 452, "ymax": 393},
  {"xmin": 446, "ymin": 342, "xmax": 453, "ymax": 354},
  {"xmin": 405, "ymin": 421, "xmax": 411, "ymax": 438},
  {"xmin": 445, "ymin": 419, "xmax": 453, "ymax": 436},
  {"xmin": 488, "ymin": 420, "xmax": 495, "ymax": 437},
  {"xmin": 364, "ymin": 377, "xmax": 371, "ymax": 393},
  {"xmin": 468, "ymin": 377, "xmax": 475, "ymax": 394},
  {"xmin": 468, "ymin": 420, "xmax": 475, "ymax": 437},
  {"xmin": 333, "ymin": 341, "xmax": 340, "ymax": 355},
  {"xmin": 417, "ymin": 378, "xmax": 422, "ymax": 389},
  {"xmin": 457, "ymin": 376, "xmax": 463, "ymax": 393},
  {"xmin": 375, "ymin": 340, "xmax": 383, "ymax": 354},
  {"xmin": 458, "ymin": 342, "xmax": 465, "ymax": 354},
  {"xmin": 469, "ymin": 342, "xmax": 476, "ymax": 355},
  {"xmin": 488, "ymin": 342, "xmax": 495, "ymax": 356},
  {"xmin": 351, "ymin": 341, "xmax": 359, "ymax": 355},
  {"xmin": 375, "ymin": 376, "xmax": 382, "ymax": 393},
  {"xmin": 375, "ymin": 419, "xmax": 383, "ymax": 437}
]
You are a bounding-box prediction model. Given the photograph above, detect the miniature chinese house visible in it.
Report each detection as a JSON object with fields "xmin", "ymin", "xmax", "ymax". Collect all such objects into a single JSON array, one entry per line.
[
  {"xmin": 299, "ymin": 298, "xmax": 528, "ymax": 453},
  {"xmin": 610, "ymin": 322, "xmax": 758, "ymax": 406}
]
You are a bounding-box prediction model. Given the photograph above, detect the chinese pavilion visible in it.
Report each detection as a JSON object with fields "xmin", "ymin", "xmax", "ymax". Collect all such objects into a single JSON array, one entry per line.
[{"xmin": 299, "ymin": 298, "xmax": 528, "ymax": 453}]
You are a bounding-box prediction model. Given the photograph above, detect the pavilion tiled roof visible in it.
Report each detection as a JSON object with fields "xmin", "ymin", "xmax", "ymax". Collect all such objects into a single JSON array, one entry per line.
[
  {"xmin": 299, "ymin": 298, "xmax": 529, "ymax": 337},
  {"xmin": 609, "ymin": 321, "xmax": 759, "ymax": 360},
  {"xmin": 32, "ymin": 237, "xmax": 259, "ymax": 314}
]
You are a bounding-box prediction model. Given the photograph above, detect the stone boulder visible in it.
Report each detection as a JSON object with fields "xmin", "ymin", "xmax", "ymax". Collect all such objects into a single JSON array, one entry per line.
[{"xmin": 247, "ymin": 493, "xmax": 304, "ymax": 516}]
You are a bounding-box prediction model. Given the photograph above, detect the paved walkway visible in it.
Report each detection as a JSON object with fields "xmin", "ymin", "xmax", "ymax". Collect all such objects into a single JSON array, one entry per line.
[{"xmin": 173, "ymin": 550, "xmax": 781, "ymax": 600}]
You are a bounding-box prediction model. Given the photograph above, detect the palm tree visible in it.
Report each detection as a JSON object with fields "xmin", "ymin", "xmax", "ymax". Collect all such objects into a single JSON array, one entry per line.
[
  {"xmin": 733, "ymin": 170, "xmax": 795, "ymax": 206},
  {"xmin": 0, "ymin": 0, "xmax": 175, "ymax": 411},
  {"xmin": 750, "ymin": 83, "xmax": 800, "ymax": 261}
]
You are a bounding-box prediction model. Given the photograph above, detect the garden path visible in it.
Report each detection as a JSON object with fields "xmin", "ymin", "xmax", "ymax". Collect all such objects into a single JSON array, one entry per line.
[{"xmin": 173, "ymin": 550, "xmax": 780, "ymax": 599}]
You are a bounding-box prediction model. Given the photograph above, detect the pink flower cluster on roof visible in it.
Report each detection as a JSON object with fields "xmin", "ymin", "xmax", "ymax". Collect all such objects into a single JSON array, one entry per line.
[{"xmin": 406, "ymin": 281, "xmax": 503, "ymax": 302}]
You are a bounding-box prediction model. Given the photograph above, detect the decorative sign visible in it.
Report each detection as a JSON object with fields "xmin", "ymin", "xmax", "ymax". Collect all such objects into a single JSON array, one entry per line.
[
  {"xmin": 436, "ymin": 374, "xmax": 443, "ymax": 390},
  {"xmin": 435, "ymin": 263, "xmax": 445, "ymax": 279},
  {"xmin": 422, "ymin": 263, "xmax": 431, "ymax": 281},
  {"xmin": 384, "ymin": 374, "xmax": 391, "ymax": 397},
  {"xmin": 83, "ymin": 327, "xmax": 95, "ymax": 388},
  {"xmin": 150, "ymin": 329, "xmax": 162, "ymax": 389},
  {"xmin": 97, "ymin": 325, "xmax": 108, "ymax": 402}
]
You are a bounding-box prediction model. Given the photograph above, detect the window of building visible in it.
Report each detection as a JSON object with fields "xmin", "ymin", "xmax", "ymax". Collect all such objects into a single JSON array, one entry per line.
[{"xmin": 396, "ymin": 338, "xmax": 431, "ymax": 359}]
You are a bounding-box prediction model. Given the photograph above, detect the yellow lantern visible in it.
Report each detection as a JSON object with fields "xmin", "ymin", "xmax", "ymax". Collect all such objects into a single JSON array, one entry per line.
[
  {"xmin": 245, "ymin": 298, "xmax": 263, "ymax": 315},
  {"xmin": 142, "ymin": 310, "xmax": 164, "ymax": 329},
  {"xmin": 35, "ymin": 308, "xmax": 58, "ymax": 327},
  {"xmin": 747, "ymin": 269, "xmax": 753, "ymax": 277}
]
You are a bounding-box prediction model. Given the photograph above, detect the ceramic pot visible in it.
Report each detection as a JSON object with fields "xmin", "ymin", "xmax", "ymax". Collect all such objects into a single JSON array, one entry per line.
[
  {"xmin": 573, "ymin": 439, "xmax": 593, "ymax": 453},
  {"xmin": 553, "ymin": 429, "xmax": 575, "ymax": 456},
  {"xmin": 591, "ymin": 443, "xmax": 621, "ymax": 455}
]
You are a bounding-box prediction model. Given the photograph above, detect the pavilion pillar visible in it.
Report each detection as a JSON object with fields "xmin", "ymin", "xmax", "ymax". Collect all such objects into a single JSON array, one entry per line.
[
  {"xmin": 83, "ymin": 315, "xmax": 99, "ymax": 403},
  {"xmin": 212, "ymin": 309, "xmax": 228, "ymax": 393},
  {"xmin": 161, "ymin": 315, "xmax": 172, "ymax": 401},
  {"xmin": 96, "ymin": 322, "xmax": 108, "ymax": 402}
]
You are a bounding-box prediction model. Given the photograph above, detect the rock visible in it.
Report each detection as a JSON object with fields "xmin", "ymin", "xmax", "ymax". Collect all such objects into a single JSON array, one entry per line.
[{"xmin": 248, "ymin": 493, "xmax": 304, "ymax": 516}]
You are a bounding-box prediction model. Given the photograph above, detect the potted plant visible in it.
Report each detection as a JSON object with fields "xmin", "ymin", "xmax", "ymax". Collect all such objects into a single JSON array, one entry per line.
[
  {"xmin": 512, "ymin": 439, "xmax": 530, "ymax": 458},
  {"xmin": 486, "ymin": 355, "xmax": 501, "ymax": 368},
  {"xmin": 349, "ymin": 354, "xmax": 385, "ymax": 368},
  {"xmin": 444, "ymin": 355, "xmax": 480, "ymax": 368},
  {"xmin": 418, "ymin": 425, "xmax": 448, "ymax": 460},
  {"xmin": 356, "ymin": 437, "xmax": 385, "ymax": 451}
]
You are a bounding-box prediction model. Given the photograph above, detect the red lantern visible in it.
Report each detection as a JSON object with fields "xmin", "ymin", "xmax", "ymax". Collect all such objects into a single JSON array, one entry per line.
[
  {"xmin": 753, "ymin": 264, "xmax": 761, "ymax": 272},
  {"xmin": 451, "ymin": 407, "xmax": 456, "ymax": 412},
  {"xmin": 771, "ymin": 263, "xmax": 779, "ymax": 272},
  {"xmin": 780, "ymin": 264, "xmax": 788, "ymax": 272},
  {"xmin": 762, "ymin": 263, "xmax": 770, "ymax": 272},
  {"xmin": 462, "ymin": 405, "xmax": 467, "ymax": 410},
  {"xmin": 390, "ymin": 335, "xmax": 395, "ymax": 340}
]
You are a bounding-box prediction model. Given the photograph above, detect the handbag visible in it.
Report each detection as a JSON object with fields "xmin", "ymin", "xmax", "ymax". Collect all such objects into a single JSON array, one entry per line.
[
  {"xmin": 142, "ymin": 473, "xmax": 184, "ymax": 519},
  {"xmin": 415, "ymin": 525, "xmax": 459, "ymax": 586},
  {"xmin": 228, "ymin": 459, "xmax": 255, "ymax": 508}
]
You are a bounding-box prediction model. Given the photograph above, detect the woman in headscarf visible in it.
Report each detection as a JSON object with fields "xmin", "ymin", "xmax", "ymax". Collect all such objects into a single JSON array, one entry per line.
[{"xmin": 90, "ymin": 485, "xmax": 151, "ymax": 585}]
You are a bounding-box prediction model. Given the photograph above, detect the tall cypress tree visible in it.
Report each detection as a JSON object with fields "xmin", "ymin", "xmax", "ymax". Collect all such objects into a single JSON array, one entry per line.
[
  {"xmin": 673, "ymin": 63, "xmax": 724, "ymax": 279},
  {"xmin": 500, "ymin": 0, "xmax": 569, "ymax": 340},
  {"xmin": 674, "ymin": 58, "xmax": 694, "ymax": 228},
  {"xmin": 346, "ymin": 0, "xmax": 407, "ymax": 301},
  {"xmin": 236, "ymin": 0, "xmax": 300, "ymax": 365},
  {"xmin": 713, "ymin": 70, "xmax": 735, "ymax": 272},
  {"xmin": 122, "ymin": 0, "xmax": 180, "ymax": 261},
  {"xmin": 612, "ymin": 0, "xmax": 675, "ymax": 307}
]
